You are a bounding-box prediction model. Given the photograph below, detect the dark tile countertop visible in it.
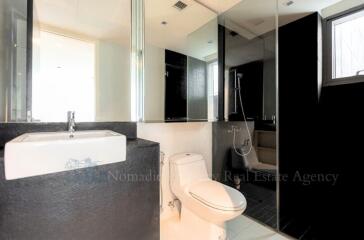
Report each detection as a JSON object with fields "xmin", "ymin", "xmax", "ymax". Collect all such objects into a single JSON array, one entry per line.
[{"xmin": 126, "ymin": 138, "xmax": 160, "ymax": 151}]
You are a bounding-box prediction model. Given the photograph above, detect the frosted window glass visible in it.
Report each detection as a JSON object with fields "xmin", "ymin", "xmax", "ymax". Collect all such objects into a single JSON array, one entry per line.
[
  {"xmin": 32, "ymin": 31, "xmax": 95, "ymax": 122},
  {"xmin": 332, "ymin": 10, "xmax": 364, "ymax": 79}
]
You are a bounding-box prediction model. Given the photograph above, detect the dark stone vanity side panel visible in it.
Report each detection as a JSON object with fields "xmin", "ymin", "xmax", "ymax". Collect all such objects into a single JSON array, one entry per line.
[
  {"xmin": 0, "ymin": 122, "xmax": 137, "ymax": 147},
  {"xmin": 0, "ymin": 139, "xmax": 159, "ymax": 240}
]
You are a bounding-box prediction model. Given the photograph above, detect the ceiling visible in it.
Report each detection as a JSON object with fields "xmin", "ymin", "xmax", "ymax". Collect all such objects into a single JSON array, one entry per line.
[
  {"xmin": 277, "ymin": 0, "xmax": 343, "ymax": 25},
  {"xmin": 220, "ymin": 0, "xmax": 343, "ymax": 39},
  {"xmin": 34, "ymin": 0, "xmax": 348, "ymax": 61},
  {"xmin": 144, "ymin": 0, "xmax": 241, "ymax": 59},
  {"xmin": 145, "ymin": 0, "xmax": 217, "ymax": 57},
  {"xmin": 194, "ymin": 0, "xmax": 242, "ymax": 14},
  {"xmin": 34, "ymin": 0, "xmax": 131, "ymax": 44},
  {"xmin": 223, "ymin": 0, "xmax": 345, "ymax": 67},
  {"xmin": 321, "ymin": 0, "xmax": 364, "ymax": 18},
  {"xmin": 34, "ymin": 0, "xmax": 236, "ymax": 59}
]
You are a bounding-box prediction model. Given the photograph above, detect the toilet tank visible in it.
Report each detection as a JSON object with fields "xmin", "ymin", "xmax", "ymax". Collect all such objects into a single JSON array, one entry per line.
[{"xmin": 170, "ymin": 153, "xmax": 209, "ymax": 190}]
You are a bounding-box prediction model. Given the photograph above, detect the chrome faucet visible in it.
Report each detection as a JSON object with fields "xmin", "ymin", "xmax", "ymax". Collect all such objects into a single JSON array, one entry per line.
[
  {"xmin": 357, "ymin": 69, "xmax": 364, "ymax": 76},
  {"xmin": 67, "ymin": 111, "xmax": 76, "ymax": 137}
]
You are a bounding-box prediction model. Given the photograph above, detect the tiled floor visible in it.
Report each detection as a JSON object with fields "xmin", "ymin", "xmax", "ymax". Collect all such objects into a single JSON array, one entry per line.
[
  {"xmin": 161, "ymin": 214, "xmax": 291, "ymax": 240},
  {"xmin": 279, "ymin": 217, "xmax": 313, "ymax": 240},
  {"xmin": 238, "ymin": 183, "xmax": 277, "ymax": 228}
]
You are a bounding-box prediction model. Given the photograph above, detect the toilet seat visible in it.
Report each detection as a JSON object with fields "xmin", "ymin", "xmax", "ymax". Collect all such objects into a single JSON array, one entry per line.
[
  {"xmin": 188, "ymin": 180, "xmax": 246, "ymax": 212},
  {"xmin": 170, "ymin": 152, "xmax": 247, "ymax": 232}
]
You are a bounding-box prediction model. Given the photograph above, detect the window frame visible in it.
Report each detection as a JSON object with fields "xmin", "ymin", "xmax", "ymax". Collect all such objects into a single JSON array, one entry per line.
[
  {"xmin": 323, "ymin": 4, "xmax": 364, "ymax": 86},
  {"xmin": 207, "ymin": 60, "xmax": 219, "ymax": 121}
]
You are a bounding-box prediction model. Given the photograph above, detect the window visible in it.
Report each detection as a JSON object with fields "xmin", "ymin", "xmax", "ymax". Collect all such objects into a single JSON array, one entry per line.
[
  {"xmin": 207, "ymin": 61, "xmax": 218, "ymax": 120},
  {"xmin": 325, "ymin": 6, "xmax": 364, "ymax": 85},
  {"xmin": 32, "ymin": 31, "xmax": 96, "ymax": 122}
]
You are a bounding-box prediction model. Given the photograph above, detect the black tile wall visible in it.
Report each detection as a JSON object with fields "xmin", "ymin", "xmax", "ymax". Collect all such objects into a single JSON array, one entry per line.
[{"xmin": 212, "ymin": 121, "xmax": 253, "ymax": 182}]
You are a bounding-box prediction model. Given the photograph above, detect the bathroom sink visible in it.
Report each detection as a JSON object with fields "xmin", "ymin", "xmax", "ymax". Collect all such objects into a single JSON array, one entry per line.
[{"xmin": 4, "ymin": 130, "xmax": 126, "ymax": 180}]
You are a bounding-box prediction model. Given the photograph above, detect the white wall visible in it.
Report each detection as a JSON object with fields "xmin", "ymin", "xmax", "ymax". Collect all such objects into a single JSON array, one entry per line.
[
  {"xmin": 144, "ymin": 45, "xmax": 165, "ymax": 121},
  {"xmin": 137, "ymin": 122, "xmax": 212, "ymax": 220}
]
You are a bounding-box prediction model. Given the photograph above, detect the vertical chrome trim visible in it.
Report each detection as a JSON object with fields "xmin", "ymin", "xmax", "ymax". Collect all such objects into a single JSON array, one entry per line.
[
  {"xmin": 275, "ymin": 0, "xmax": 280, "ymax": 232},
  {"xmin": 27, "ymin": 0, "xmax": 33, "ymax": 122},
  {"xmin": 131, "ymin": 0, "xmax": 145, "ymax": 121},
  {"xmin": 317, "ymin": 15, "xmax": 323, "ymax": 99},
  {"xmin": 186, "ymin": 57, "xmax": 189, "ymax": 120}
]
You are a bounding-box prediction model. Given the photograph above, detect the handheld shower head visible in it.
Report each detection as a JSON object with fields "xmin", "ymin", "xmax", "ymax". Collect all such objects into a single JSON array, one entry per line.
[{"xmin": 232, "ymin": 71, "xmax": 252, "ymax": 157}]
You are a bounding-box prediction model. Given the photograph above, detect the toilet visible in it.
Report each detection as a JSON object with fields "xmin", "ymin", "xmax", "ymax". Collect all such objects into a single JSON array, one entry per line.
[{"xmin": 170, "ymin": 153, "xmax": 247, "ymax": 240}]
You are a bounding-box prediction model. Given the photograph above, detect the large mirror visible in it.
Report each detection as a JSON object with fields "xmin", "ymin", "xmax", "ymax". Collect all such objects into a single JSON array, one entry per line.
[
  {"xmin": 144, "ymin": 0, "xmax": 220, "ymax": 122},
  {"xmin": 0, "ymin": 0, "xmax": 132, "ymax": 122},
  {"xmin": 0, "ymin": 0, "xmax": 29, "ymax": 122},
  {"xmin": 1, "ymin": 0, "xmax": 225, "ymax": 123},
  {"xmin": 32, "ymin": 0, "xmax": 132, "ymax": 122}
]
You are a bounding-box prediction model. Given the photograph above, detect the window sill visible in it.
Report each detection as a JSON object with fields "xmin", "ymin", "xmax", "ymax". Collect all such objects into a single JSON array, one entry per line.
[{"xmin": 323, "ymin": 76, "xmax": 364, "ymax": 87}]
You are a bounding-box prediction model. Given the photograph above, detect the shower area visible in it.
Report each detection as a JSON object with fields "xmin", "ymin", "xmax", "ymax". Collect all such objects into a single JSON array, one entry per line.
[
  {"xmin": 213, "ymin": 0, "xmax": 347, "ymax": 239},
  {"xmin": 226, "ymin": 17, "xmax": 277, "ymax": 228},
  {"xmin": 213, "ymin": 0, "xmax": 278, "ymax": 230}
]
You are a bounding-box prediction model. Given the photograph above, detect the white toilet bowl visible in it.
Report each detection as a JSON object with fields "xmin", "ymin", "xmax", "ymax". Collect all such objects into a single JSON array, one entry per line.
[{"xmin": 170, "ymin": 153, "xmax": 247, "ymax": 240}]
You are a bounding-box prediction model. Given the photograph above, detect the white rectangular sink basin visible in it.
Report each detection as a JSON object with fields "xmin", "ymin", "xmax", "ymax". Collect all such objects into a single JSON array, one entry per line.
[{"xmin": 4, "ymin": 130, "xmax": 126, "ymax": 180}]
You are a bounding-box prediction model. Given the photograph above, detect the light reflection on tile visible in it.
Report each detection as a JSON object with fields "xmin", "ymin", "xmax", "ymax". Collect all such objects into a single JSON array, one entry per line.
[{"xmin": 161, "ymin": 215, "xmax": 291, "ymax": 240}]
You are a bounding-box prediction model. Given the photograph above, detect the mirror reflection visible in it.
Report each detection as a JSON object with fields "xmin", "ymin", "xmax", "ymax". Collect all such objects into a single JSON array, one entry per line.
[
  {"xmin": 32, "ymin": 0, "xmax": 131, "ymax": 122},
  {"xmin": 144, "ymin": 0, "xmax": 219, "ymax": 122},
  {"xmin": 218, "ymin": 0, "xmax": 278, "ymax": 229},
  {"xmin": 0, "ymin": 0, "xmax": 29, "ymax": 122}
]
